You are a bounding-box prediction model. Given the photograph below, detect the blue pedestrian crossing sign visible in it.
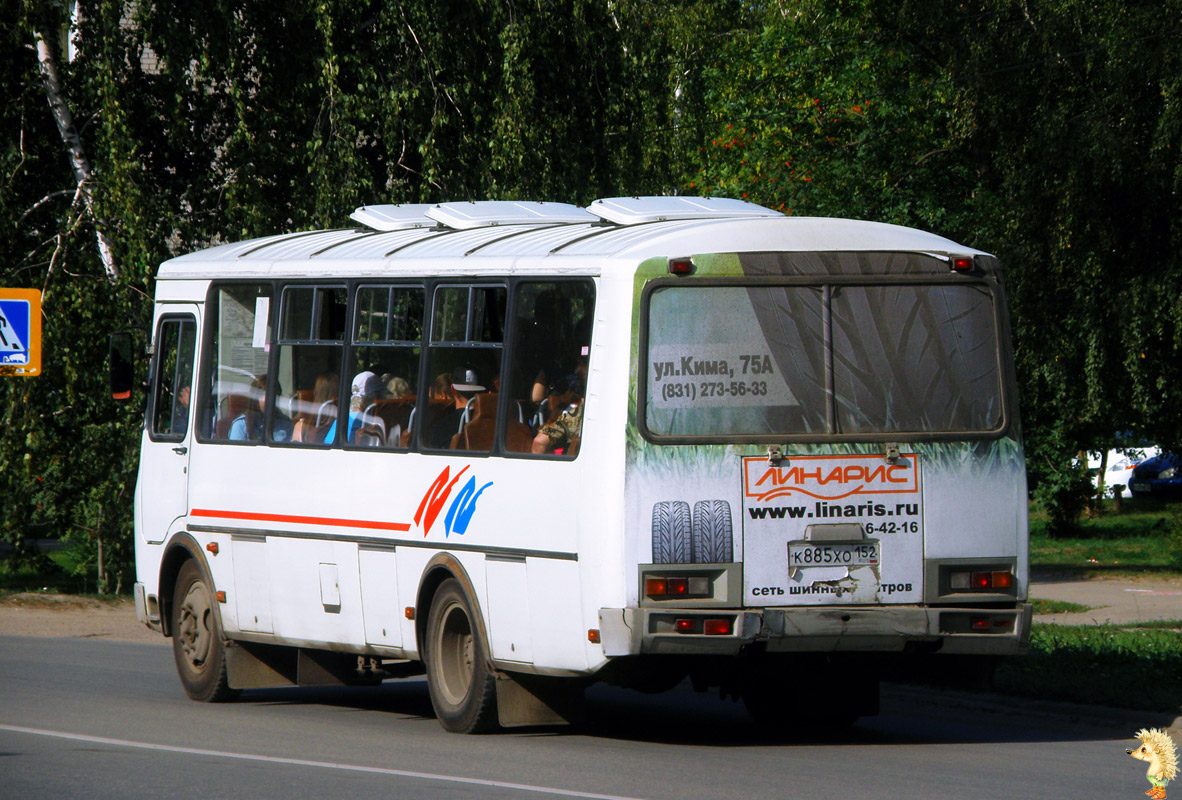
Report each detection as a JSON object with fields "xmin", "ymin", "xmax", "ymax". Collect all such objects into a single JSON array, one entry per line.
[{"xmin": 0, "ymin": 288, "xmax": 42, "ymax": 377}]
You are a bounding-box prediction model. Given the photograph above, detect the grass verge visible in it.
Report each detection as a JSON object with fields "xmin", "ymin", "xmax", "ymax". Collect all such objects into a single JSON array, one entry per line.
[
  {"xmin": 1028, "ymin": 598, "xmax": 1092, "ymax": 615},
  {"xmin": 994, "ymin": 623, "xmax": 1182, "ymax": 713},
  {"xmin": 1030, "ymin": 496, "xmax": 1182, "ymax": 572}
]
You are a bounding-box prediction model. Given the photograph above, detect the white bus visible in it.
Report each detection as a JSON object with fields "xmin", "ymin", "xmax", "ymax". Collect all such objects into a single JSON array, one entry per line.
[{"xmin": 119, "ymin": 196, "xmax": 1030, "ymax": 733}]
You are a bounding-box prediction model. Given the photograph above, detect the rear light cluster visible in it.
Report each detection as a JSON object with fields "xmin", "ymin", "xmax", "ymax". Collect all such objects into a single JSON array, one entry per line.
[
  {"xmin": 939, "ymin": 611, "xmax": 1019, "ymax": 634},
  {"xmin": 656, "ymin": 616, "xmax": 734, "ymax": 635},
  {"xmin": 950, "ymin": 570, "xmax": 1013, "ymax": 592},
  {"xmin": 645, "ymin": 575, "xmax": 711, "ymax": 598}
]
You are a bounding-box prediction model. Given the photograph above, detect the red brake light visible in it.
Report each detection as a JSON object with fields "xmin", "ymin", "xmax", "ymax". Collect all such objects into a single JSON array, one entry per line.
[
  {"xmin": 971, "ymin": 572, "xmax": 991, "ymax": 590},
  {"xmin": 667, "ymin": 257, "xmax": 695, "ymax": 276},
  {"xmin": 703, "ymin": 618, "xmax": 732, "ymax": 636},
  {"xmin": 951, "ymin": 256, "xmax": 975, "ymax": 273},
  {"xmin": 667, "ymin": 577, "xmax": 689, "ymax": 595},
  {"xmin": 674, "ymin": 618, "xmax": 694, "ymax": 633}
]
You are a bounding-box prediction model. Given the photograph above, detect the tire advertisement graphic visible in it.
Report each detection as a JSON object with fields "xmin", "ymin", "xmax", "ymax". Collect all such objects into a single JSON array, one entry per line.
[
  {"xmin": 652, "ymin": 499, "xmax": 734, "ymax": 564},
  {"xmin": 651, "ymin": 500, "xmax": 691, "ymax": 563}
]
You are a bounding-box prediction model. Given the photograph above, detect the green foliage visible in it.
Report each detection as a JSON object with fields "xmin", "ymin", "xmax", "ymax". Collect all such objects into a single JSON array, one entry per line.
[
  {"xmin": 1029, "ymin": 495, "xmax": 1182, "ymax": 567},
  {"xmin": 1027, "ymin": 598, "xmax": 1091, "ymax": 615},
  {"xmin": 995, "ymin": 623, "xmax": 1182, "ymax": 712},
  {"xmin": 3, "ymin": 0, "xmax": 1182, "ymax": 582}
]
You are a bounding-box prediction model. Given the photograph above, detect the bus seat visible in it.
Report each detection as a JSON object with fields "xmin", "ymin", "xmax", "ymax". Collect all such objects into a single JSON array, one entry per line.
[
  {"xmin": 215, "ymin": 391, "xmax": 253, "ymax": 439},
  {"xmin": 402, "ymin": 398, "xmax": 452, "ymax": 448},
  {"xmin": 450, "ymin": 392, "xmax": 497, "ymax": 451},
  {"xmin": 353, "ymin": 424, "xmax": 385, "ymax": 447},
  {"xmin": 505, "ymin": 418, "xmax": 534, "ymax": 452},
  {"xmin": 288, "ymin": 389, "xmax": 315, "ymax": 424},
  {"xmin": 373, "ymin": 397, "xmax": 413, "ymax": 437},
  {"xmin": 315, "ymin": 400, "xmax": 337, "ymax": 426},
  {"xmin": 401, "ymin": 406, "xmax": 416, "ymax": 448},
  {"xmin": 308, "ymin": 421, "xmax": 335, "ymax": 444}
]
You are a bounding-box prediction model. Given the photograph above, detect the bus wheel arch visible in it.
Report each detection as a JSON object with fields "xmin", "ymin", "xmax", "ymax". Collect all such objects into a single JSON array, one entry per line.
[
  {"xmin": 414, "ymin": 555, "xmax": 498, "ymax": 733},
  {"xmin": 425, "ymin": 578, "xmax": 499, "ymax": 732},
  {"xmin": 171, "ymin": 557, "xmax": 238, "ymax": 703},
  {"xmin": 413, "ymin": 555, "xmax": 489, "ymax": 655},
  {"xmin": 158, "ymin": 534, "xmax": 221, "ymax": 639}
]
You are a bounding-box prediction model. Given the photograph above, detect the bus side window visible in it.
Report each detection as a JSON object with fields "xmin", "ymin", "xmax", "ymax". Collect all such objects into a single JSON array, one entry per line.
[
  {"xmin": 275, "ymin": 284, "xmax": 346, "ymax": 446},
  {"xmin": 346, "ymin": 285, "xmax": 424, "ymax": 449},
  {"xmin": 148, "ymin": 315, "xmax": 196, "ymax": 441},
  {"xmin": 505, "ymin": 280, "xmax": 594, "ymax": 457},
  {"xmin": 200, "ymin": 284, "xmax": 272, "ymax": 443},
  {"xmin": 422, "ymin": 284, "xmax": 506, "ymax": 454}
]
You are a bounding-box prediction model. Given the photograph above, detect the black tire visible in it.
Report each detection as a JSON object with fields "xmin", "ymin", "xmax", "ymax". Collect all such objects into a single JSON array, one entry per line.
[
  {"xmin": 651, "ymin": 500, "xmax": 692, "ymax": 563},
  {"xmin": 424, "ymin": 578, "xmax": 499, "ymax": 733},
  {"xmin": 171, "ymin": 559, "xmax": 237, "ymax": 703},
  {"xmin": 692, "ymin": 500, "xmax": 734, "ymax": 563}
]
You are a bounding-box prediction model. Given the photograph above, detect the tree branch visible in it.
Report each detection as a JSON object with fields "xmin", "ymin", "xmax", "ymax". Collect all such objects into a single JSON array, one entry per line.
[{"xmin": 34, "ymin": 30, "xmax": 119, "ymax": 283}]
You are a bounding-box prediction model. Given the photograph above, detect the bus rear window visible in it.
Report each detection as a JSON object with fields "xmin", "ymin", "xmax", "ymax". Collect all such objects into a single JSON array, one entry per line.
[{"xmin": 643, "ymin": 281, "xmax": 1004, "ymax": 440}]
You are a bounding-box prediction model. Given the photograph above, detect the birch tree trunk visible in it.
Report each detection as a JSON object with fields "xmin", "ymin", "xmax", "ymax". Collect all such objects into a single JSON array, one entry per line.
[{"xmin": 34, "ymin": 30, "xmax": 119, "ymax": 284}]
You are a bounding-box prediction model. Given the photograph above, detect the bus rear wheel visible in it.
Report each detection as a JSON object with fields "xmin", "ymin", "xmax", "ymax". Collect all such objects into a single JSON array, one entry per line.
[
  {"xmin": 171, "ymin": 559, "xmax": 237, "ymax": 703},
  {"xmin": 425, "ymin": 578, "xmax": 498, "ymax": 733}
]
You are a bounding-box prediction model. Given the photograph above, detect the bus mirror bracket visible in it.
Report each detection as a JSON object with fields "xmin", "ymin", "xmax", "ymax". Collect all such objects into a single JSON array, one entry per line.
[
  {"xmin": 883, "ymin": 443, "xmax": 901, "ymax": 464},
  {"xmin": 767, "ymin": 445, "xmax": 784, "ymax": 465}
]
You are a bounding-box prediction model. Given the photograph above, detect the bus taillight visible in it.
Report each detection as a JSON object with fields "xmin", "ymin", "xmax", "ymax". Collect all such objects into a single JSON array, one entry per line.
[
  {"xmin": 950, "ymin": 569, "xmax": 1014, "ymax": 591},
  {"xmin": 703, "ymin": 618, "xmax": 732, "ymax": 636},
  {"xmin": 645, "ymin": 575, "xmax": 711, "ymax": 598}
]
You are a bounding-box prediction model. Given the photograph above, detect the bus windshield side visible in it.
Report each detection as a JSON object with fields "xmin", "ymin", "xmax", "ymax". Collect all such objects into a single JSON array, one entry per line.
[{"xmin": 642, "ymin": 278, "xmax": 1005, "ymax": 441}]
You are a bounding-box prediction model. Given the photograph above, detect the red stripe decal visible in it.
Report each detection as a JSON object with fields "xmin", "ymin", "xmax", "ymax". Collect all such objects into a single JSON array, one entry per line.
[{"xmin": 191, "ymin": 508, "xmax": 411, "ymax": 532}]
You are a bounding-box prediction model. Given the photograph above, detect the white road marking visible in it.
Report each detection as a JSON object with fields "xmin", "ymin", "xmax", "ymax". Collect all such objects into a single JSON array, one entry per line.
[{"xmin": 0, "ymin": 724, "xmax": 650, "ymax": 800}]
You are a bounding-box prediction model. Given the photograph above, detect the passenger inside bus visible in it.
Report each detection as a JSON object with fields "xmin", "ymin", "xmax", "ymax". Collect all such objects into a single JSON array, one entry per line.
[
  {"xmin": 326, "ymin": 370, "xmax": 385, "ymax": 446},
  {"xmin": 428, "ymin": 365, "xmax": 485, "ymax": 448},
  {"xmin": 228, "ymin": 377, "xmax": 292, "ymax": 443},
  {"xmin": 383, "ymin": 374, "xmax": 410, "ymax": 398},
  {"xmin": 291, "ymin": 371, "xmax": 339, "ymax": 443},
  {"xmin": 532, "ymin": 357, "xmax": 587, "ymax": 455}
]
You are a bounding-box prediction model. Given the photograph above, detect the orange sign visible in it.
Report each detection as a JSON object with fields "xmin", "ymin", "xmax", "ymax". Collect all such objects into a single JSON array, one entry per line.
[{"xmin": 0, "ymin": 288, "xmax": 41, "ymax": 377}]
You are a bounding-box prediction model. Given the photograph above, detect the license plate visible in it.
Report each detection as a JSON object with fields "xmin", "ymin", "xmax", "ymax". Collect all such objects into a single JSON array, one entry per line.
[
  {"xmin": 1131, "ymin": 482, "xmax": 1150, "ymax": 492},
  {"xmin": 788, "ymin": 542, "xmax": 880, "ymax": 568}
]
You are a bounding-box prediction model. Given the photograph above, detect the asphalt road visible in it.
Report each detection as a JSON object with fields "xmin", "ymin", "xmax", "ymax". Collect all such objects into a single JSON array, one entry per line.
[{"xmin": 2, "ymin": 634, "xmax": 1173, "ymax": 799}]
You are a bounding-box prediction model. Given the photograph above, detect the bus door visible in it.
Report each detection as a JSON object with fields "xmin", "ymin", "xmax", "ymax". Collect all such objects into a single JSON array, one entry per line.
[{"xmin": 138, "ymin": 307, "xmax": 199, "ymax": 544}]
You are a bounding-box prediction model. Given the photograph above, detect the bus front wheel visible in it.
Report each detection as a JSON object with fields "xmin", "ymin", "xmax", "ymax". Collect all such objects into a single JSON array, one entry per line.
[
  {"xmin": 171, "ymin": 559, "xmax": 237, "ymax": 703},
  {"xmin": 425, "ymin": 578, "xmax": 498, "ymax": 733}
]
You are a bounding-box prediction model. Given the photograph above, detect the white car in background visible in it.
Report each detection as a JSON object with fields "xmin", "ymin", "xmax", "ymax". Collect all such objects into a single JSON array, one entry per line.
[{"xmin": 1088, "ymin": 444, "xmax": 1161, "ymax": 498}]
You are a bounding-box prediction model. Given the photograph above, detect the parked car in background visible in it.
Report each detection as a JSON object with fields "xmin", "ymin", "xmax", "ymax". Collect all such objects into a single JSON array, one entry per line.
[
  {"xmin": 1087, "ymin": 444, "xmax": 1161, "ymax": 498},
  {"xmin": 1129, "ymin": 452, "xmax": 1182, "ymax": 497}
]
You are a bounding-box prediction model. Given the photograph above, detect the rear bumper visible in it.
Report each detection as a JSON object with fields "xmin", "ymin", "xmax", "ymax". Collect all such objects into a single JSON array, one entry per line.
[{"xmin": 598, "ymin": 603, "xmax": 1032, "ymax": 657}]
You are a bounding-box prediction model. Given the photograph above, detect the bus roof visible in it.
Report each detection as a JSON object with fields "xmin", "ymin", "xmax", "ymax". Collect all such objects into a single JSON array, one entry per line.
[{"xmin": 156, "ymin": 197, "xmax": 989, "ymax": 280}]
